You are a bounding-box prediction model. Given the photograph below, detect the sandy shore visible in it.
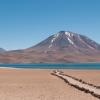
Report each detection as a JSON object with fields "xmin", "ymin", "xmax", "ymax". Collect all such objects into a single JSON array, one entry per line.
[{"xmin": 0, "ymin": 68, "xmax": 99, "ymax": 100}]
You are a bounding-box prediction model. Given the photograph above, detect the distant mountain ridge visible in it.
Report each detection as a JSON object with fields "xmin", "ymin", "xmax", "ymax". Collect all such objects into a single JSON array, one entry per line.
[
  {"xmin": 0, "ymin": 48, "xmax": 6, "ymax": 53},
  {"xmin": 0, "ymin": 31, "xmax": 100, "ymax": 63}
]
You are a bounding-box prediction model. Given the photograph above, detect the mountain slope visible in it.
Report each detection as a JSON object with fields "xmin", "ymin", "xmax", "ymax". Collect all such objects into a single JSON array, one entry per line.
[{"xmin": 0, "ymin": 31, "xmax": 100, "ymax": 63}]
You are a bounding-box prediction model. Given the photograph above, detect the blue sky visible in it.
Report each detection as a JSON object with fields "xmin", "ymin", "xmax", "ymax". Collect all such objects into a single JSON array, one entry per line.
[{"xmin": 0, "ymin": 0, "xmax": 100, "ymax": 50}]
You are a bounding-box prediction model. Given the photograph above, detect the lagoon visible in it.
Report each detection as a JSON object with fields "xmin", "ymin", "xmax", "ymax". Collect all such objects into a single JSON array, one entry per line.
[{"xmin": 0, "ymin": 63, "xmax": 100, "ymax": 69}]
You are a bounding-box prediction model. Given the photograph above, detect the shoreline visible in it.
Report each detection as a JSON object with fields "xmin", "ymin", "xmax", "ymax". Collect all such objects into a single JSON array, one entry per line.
[{"xmin": 0, "ymin": 66, "xmax": 100, "ymax": 71}]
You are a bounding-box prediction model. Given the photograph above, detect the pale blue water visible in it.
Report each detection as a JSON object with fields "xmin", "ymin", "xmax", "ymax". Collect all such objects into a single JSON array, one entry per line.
[{"xmin": 0, "ymin": 63, "xmax": 100, "ymax": 69}]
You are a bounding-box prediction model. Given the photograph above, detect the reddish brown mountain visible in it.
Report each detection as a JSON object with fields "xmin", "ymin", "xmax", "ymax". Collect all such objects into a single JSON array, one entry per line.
[
  {"xmin": 27, "ymin": 31, "xmax": 100, "ymax": 55},
  {"xmin": 0, "ymin": 31, "xmax": 100, "ymax": 63}
]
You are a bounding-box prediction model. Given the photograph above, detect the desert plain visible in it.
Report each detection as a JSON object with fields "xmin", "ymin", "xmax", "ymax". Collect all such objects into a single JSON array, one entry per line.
[{"xmin": 0, "ymin": 68, "xmax": 100, "ymax": 100}]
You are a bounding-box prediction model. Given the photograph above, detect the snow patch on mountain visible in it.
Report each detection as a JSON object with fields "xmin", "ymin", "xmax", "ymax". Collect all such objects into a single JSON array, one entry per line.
[
  {"xmin": 48, "ymin": 33, "xmax": 59, "ymax": 48},
  {"xmin": 65, "ymin": 32, "xmax": 74, "ymax": 45},
  {"xmin": 51, "ymin": 33, "xmax": 59, "ymax": 43},
  {"xmin": 67, "ymin": 37, "xmax": 74, "ymax": 45},
  {"xmin": 65, "ymin": 32, "xmax": 74, "ymax": 37},
  {"xmin": 48, "ymin": 44, "xmax": 52, "ymax": 48}
]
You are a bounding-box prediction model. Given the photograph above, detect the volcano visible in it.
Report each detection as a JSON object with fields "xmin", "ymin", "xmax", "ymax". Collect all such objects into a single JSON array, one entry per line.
[{"xmin": 28, "ymin": 31, "xmax": 100, "ymax": 55}]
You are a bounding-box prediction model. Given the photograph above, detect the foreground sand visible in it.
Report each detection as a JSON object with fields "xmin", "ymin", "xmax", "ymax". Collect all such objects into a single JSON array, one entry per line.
[{"xmin": 0, "ymin": 68, "xmax": 99, "ymax": 100}]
